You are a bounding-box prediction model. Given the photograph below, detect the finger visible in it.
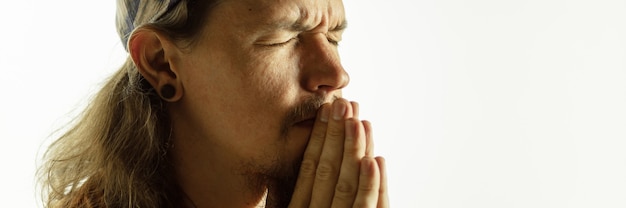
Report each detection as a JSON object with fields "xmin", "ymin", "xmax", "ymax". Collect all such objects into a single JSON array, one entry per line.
[
  {"xmin": 288, "ymin": 103, "xmax": 331, "ymax": 207},
  {"xmin": 309, "ymin": 98, "xmax": 352, "ymax": 207},
  {"xmin": 353, "ymin": 157, "xmax": 380, "ymax": 208},
  {"xmin": 362, "ymin": 120, "xmax": 374, "ymax": 157},
  {"xmin": 351, "ymin": 101, "xmax": 359, "ymax": 119},
  {"xmin": 375, "ymin": 157, "xmax": 389, "ymax": 208},
  {"xmin": 330, "ymin": 118, "xmax": 367, "ymax": 207}
]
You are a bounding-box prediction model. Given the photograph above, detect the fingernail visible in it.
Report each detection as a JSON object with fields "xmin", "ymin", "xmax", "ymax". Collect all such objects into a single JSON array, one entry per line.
[
  {"xmin": 333, "ymin": 101, "xmax": 346, "ymax": 120},
  {"xmin": 320, "ymin": 105, "xmax": 330, "ymax": 123}
]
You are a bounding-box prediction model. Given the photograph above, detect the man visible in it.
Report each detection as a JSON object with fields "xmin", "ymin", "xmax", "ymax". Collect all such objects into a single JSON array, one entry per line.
[{"xmin": 40, "ymin": 0, "xmax": 388, "ymax": 207}]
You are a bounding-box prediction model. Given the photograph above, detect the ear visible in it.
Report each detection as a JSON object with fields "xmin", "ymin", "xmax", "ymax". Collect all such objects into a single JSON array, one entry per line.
[{"xmin": 128, "ymin": 27, "xmax": 184, "ymax": 102}]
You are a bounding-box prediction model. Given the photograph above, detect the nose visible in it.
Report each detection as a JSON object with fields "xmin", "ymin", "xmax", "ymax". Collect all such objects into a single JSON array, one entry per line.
[{"xmin": 299, "ymin": 35, "xmax": 350, "ymax": 94}]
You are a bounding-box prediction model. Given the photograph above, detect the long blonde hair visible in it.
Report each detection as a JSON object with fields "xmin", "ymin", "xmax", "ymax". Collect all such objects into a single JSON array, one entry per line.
[{"xmin": 39, "ymin": 0, "xmax": 215, "ymax": 207}]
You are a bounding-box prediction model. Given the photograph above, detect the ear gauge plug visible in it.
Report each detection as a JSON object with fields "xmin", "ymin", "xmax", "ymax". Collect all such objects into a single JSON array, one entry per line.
[{"xmin": 160, "ymin": 84, "xmax": 176, "ymax": 100}]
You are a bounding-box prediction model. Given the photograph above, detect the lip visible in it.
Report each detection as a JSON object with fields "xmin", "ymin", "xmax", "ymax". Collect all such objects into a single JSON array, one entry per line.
[{"xmin": 294, "ymin": 117, "xmax": 316, "ymax": 127}]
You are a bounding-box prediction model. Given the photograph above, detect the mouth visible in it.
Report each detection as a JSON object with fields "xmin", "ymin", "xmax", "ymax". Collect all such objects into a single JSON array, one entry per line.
[{"xmin": 294, "ymin": 117, "xmax": 316, "ymax": 128}]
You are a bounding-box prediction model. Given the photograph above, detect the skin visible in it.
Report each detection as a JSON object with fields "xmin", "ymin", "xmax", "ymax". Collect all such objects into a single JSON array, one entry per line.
[{"xmin": 129, "ymin": 0, "xmax": 388, "ymax": 207}]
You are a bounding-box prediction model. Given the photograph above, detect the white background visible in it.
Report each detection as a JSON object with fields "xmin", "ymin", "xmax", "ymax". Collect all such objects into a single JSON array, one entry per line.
[{"xmin": 1, "ymin": 0, "xmax": 625, "ymax": 207}]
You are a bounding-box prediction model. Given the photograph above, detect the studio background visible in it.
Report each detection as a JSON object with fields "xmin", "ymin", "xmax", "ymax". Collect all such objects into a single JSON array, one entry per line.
[{"xmin": 1, "ymin": 0, "xmax": 625, "ymax": 207}]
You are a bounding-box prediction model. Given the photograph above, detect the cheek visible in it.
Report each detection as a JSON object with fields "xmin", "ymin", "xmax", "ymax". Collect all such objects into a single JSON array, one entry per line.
[
  {"xmin": 179, "ymin": 43, "xmax": 303, "ymax": 159},
  {"xmin": 241, "ymin": 49, "xmax": 300, "ymax": 107},
  {"xmin": 218, "ymin": 51, "xmax": 302, "ymax": 158},
  {"xmin": 222, "ymin": 48, "xmax": 300, "ymax": 131}
]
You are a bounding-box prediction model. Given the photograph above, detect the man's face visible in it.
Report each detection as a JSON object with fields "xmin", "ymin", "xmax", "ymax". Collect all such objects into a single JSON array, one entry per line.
[{"xmin": 171, "ymin": 0, "xmax": 348, "ymax": 197}]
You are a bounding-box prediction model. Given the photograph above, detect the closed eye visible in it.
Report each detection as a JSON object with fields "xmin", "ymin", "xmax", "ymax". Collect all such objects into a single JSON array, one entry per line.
[
  {"xmin": 327, "ymin": 38, "xmax": 340, "ymax": 46},
  {"xmin": 265, "ymin": 37, "xmax": 297, "ymax": 47}
]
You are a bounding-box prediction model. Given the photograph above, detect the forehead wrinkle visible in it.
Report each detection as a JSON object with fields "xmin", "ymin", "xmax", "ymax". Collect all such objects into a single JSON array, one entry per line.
[
  {"xmin": 237, "ymin": 0, "xmax": 300, "ymax": 33},
  {"xmin": 294, "ymin": 2, "xmax": 347, "ymax": 32},
  {"xmin": 330, "ymin": 20, "xmax": 347, "ymax": 32},
  {"xmin": 243, "ymin": 0, "xmax": 346, "ymax": 33},
  {"xmin": 325, "ymin": 0, "xmax": 347, "ymax": 31}
]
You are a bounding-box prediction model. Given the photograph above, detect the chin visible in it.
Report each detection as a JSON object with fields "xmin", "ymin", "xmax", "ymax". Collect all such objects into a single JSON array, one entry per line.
[
  {"xmin": 284, "ymin": 124, "xmax": 313, "ymax": 157},
  {"xmin": 265, "ymin": 150, "xmax": 302, "ymax": 208}
]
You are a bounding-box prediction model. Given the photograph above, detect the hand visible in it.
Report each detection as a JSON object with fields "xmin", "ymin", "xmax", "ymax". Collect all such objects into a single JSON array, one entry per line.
[{"xmin": 289, "ymin": 98, "xmax": 389, "ymax": 208}]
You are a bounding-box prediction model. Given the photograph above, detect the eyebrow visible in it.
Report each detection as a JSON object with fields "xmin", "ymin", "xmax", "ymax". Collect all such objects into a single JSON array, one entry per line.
[
  {"xmin": 331, "ymin": 20, "xmax": 348, "ymax": 32},
  {"xmin": 269, "ymin": 17, "xmax": 347, "ymax": 33},
  {"xmin": 290, "ymin": 20, "xmax": 347, "ymax": 32}
]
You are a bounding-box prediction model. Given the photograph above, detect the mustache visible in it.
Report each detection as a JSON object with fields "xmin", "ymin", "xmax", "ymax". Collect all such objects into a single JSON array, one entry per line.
[{"xmin": 280, "ymin": 95, "xmax": 338, "ymax": 135}]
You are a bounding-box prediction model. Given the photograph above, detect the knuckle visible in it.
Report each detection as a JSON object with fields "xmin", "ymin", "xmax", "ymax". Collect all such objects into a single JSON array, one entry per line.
[
  {"xmin": 309, "ymin": 130, "xmax": 326, "ymax": 146},
  {"xmin": 358, "ymin": 182, "xmax": 376, "ymax": 192},
  {"xmin": 335, "ymin": 180, "xmax": 356, "ymax": 196},
  {"xmin": 344, "ymin": 142, "xmax": 358, "ymax": 154},
  {"xmin": 316, "ymin": 162, "xmax": 337, "ymax": 180},
  {"xmin": 310, "ymin": 129, "xmax": 326, "ymax": 142},
  {"xmin": 326, "ymin": 127, "xmax": 344, "ymax": 138},
  {"xmin": 299, "ymin": 159, "xmax": 317, "ymax": 176}
]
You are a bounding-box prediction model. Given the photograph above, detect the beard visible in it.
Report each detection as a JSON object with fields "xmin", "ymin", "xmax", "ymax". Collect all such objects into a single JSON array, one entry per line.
[
  {"xmin": 243, "ymin": 95, "xmax": 336, "ymax": 208},
  {"xmin": 263, "ymin": 155, "xmax": 302, "ymax": 208},
  {"xmin": 239, "ymin": 95, "xmax": 339, "ymax": 207},
  {"xmin": 239, "ymin": 152, "xmax": 302, "ymax": 208}
]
